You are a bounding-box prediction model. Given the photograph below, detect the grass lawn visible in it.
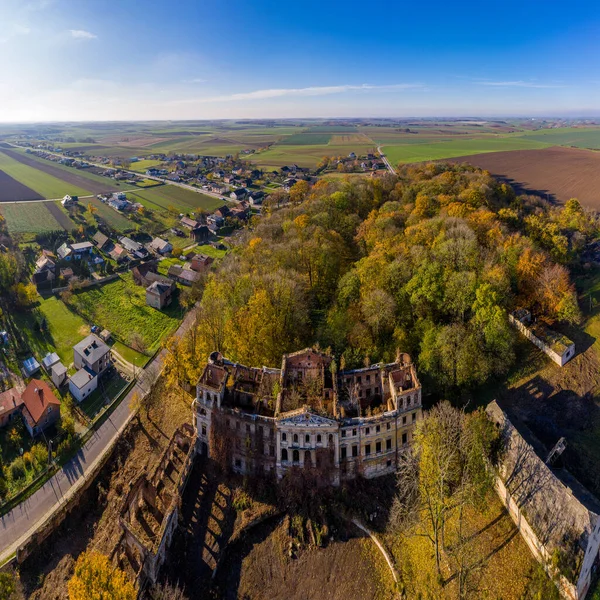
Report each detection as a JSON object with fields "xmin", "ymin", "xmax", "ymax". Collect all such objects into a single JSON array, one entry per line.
[
  {"xmin": 79, "ymin": 370, "xmax": 130, "ymax": 420},
  {"xmin": 0, "ymin": 152, "xmax": 90, "ymax": 199},
  {"xmin": 65, "ymin": 272, "xmax": 182, "ymax": 352},
  {"xmin": 195, "ymin": 244, "xmax": 227, "ymax": 259},
  {"xmin": 0, "ymin": 203, "xmax": 63, "ymax": 234},
  {"xmin": 112, "ymin": 340, "xmax": 148, "ymax": 366},
  {"xmin": 10, "ymin": 296, "xmax": 89, "ymax": 366},
  {"xmin": 157, "ymin": 256, "xmax": 185, "ymax": 276}
]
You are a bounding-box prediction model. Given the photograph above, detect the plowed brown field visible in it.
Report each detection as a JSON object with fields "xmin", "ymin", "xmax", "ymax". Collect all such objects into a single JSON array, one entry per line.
[{"xmin": 448, "ymin": 146, "xmax": 600, "ymax": 208}]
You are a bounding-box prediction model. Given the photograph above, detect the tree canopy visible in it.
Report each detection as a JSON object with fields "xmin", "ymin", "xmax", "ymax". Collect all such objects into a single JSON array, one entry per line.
[{"xmin": 165, "ymin": 163, "xmax": 590, "ymax": 394}]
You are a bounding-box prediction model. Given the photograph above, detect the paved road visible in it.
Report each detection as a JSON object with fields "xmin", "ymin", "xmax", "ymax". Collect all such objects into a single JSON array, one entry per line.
[
  {"xmin": 0, "ymin": 307, "xmax": 197, "ymax": 564},
  {"xmin": 377, "ymin": 145, "xmax": 397, "ymax": 175}
]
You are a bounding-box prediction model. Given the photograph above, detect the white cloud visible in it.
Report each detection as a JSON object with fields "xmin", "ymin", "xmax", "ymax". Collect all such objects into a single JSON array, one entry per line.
[
  {"xmin": 183, "ymin": 78, "xmax": 207, "ymax": 84},
  {"xmin": 69, "ymin": 29, "xmax": 97, "ymax": 40},
  {"xmin": 477, "ymin": 80, "xmax": 564, "ymax": 89},
  {"xmin": 196, "ymin": 83, "xmax": 423, "ymax": 103}
]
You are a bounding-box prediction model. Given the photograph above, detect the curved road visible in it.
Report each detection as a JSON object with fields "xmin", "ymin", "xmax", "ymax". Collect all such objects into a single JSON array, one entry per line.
[{"xmin": 0, "ymin": 307, "xmax": 197, "ymax": 565}]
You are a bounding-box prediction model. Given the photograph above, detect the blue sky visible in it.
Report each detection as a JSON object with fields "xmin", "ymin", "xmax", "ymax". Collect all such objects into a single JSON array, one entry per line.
[{"xmin": 1, "ymin": 0, "xmax": 599, "ymax": 121}]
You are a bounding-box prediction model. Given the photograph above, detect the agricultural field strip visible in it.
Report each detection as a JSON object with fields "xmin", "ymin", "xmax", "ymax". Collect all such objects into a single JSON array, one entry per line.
[
  {"xmin": 0, "ymin": 151, "xmax": 90, "ymax": 199},
  {"xmin": 0, "ymin": 203, "xmax": 63, "ymax": 233}
]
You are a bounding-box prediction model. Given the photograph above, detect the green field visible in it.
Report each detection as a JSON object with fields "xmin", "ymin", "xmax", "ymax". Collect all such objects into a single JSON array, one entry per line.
[
  {"xmin": 12, "ymin": 149, "xmax": 122, "ymax": 188},
  {"xmin": 0, "ymin": 203, "xmax": 63, "ymax": 233},
  {"xmin": 128, "ymin": 159, "xmax": 164, "ymax": 173},
  {"xmin": 381, "ymin": 137, "xmax": 553, "ymax": 165},
  {"xmin": 128, "ymin": 185, "xmax": 223, "ymax": 213},
  {"xmin": 65, "ymin": 272, "xmax": 181, "ymax": 352},
  {"xmin": 0, "ymin": 152, "xmax": 90, "ymax": 199},
  {"xmin": 279, "ymin": 132, "xmax": 332, "ymax": 145},
  {"xmin": 515, "ymin": 128, "xmax": 600, "ymax": 149}
]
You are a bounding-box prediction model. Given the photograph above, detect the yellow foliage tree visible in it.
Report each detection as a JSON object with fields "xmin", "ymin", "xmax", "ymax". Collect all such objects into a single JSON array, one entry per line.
[{"xmin": 68, "ymin": 551, "xmax": 136, "ymax": 600}]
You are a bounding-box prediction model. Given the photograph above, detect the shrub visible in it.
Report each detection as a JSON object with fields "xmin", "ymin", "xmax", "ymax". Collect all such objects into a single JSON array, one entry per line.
[{"xmin": 9, "ymin": 458, "xmax": 26, "ymax": 481}]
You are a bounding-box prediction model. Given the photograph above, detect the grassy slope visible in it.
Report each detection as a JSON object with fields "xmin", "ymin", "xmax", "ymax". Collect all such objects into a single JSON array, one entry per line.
[
  {"xmin": 0, "ymin": 203, "xmax": 62, "ymax": 233},
  {"xmin": 0, "ymin": 152, "xmax": 90, "ymax": 199}
]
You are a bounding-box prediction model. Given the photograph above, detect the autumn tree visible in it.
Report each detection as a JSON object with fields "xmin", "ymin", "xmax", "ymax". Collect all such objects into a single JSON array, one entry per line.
[{"xmin": 68, "ymin": 551, "xmax": 136, "ymax": 600}]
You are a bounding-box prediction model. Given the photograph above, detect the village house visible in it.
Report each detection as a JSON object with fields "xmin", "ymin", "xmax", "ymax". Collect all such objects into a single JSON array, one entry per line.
[
  {"xmin": 21, "ymin": 379, "xmax": 61, "ymax": 437},
  {"xmin": 0, "ymin": 388, "xmax": 23, "ymax": 428},
  {"xmin": 180, "ymin": 216, "xmax": 198, "ymax": 230},
  {"xmin": 230, "ymin": 188, "xmax": 248, "ymax": 201},
  {"xmin": 148, "ymin": 237, "xmax": 173, "ymax": 255},
  {"xmin": 93, "ymin": 230, "xmax": 110, "ymax": 251},
  {"xmin": 109, "ymin": 244, "xmax": 127, "ymax": 262},
  {"xmin": 146, "ymin": 279, "xmax": 175, "ymax": 310},
  {"xmin": 70, "ymin": 334, "xmax": 111, "ymax": 403},
  {"xmin": 248, "ymin": 191, "xmax": 265, "ymax": 205},
  {"xmin": 132, "ymin": 261, "xmax": 159, "ymax": 287},
  {"xmin": 74, "ymin": 334, "xmax": 111, "ymax": 375},
  {"xmin": 194, "ymin": 348, "xmax": 422, "ymax": 483},
  {"xmin": 32, "ymin": 254, "xmax": 56, "ymax": 290},
  {"xmin": 69, "ymin": 367, "xmax": 98, "ymax": 403},
  {"xmin": 167, "ymin": 264, "xmax": 201, "ymax": 286},
  {"xmin": 57, "ymin": 242, "xmax": 72, "ymax": 261},
  {"xmin": 70, "ymin": 241, "xmax": 94, "ymax": 260},
  {"xmin": 60, "ymin": 267, "xmax": 74, "ymax": 281},
  {"xmin": 190, "ymin": 254, "xmax": 214, "ymax": 273},
  {"xmin": 189, "ymin": 224, "xmax": 211, "ymax": 243}
]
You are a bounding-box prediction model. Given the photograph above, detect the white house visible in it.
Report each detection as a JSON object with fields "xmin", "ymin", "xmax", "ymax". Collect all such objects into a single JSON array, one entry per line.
[
  {"xmin": 69, "ymin": 367, "xmax": 98, "ymax": 403},
  {"xmin": 149, "ymin": 237, "xmax": 173, "ymax": 255}
]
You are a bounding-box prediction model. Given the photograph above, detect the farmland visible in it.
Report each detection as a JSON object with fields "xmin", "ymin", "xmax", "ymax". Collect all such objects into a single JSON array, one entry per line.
[
  {"xmin": 447, "ymin": 146, "xmax": 600, "ymax": 208},
  {"xmin": 0, "ymin": 202, "xmax": 66, "ymax": 233},
  {"xmin": 3, "ymin": 149, "xmax": 116, "ymax": 195},
  {"xmin": 0, "ymin": 151, "xmax": 90, "ymax": 199},
  {"xmin": 380, "ymin": 136, "xmax": 552, "ymax": 165},
  {"xmin": 0, "ymin": 170, "xmax": 43, "ymax": 202},
  {"xmin": 64, "ymin": 272, "xmax": 181, "ymax": 352}
]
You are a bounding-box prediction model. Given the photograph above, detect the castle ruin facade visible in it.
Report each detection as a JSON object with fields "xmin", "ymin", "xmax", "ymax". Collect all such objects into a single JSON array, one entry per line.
[{"xmin": 194, "ymin": 348, "xmax": 422, "ymax": 483}]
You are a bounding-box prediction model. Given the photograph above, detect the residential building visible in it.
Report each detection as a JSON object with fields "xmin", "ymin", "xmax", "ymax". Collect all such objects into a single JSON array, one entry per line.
[
  {"xmin": 69, "ymin": 367, "xmax": 98, "ymax": 403},
  {"xmin": 0, "ymin": 388, "xmax": 23, "ymax": 428},
  {"xmin": 74, "ymin": 334, "xmax": 111, "ymax": 375},
  {"xmin": 109, "ymin": 244, "xmax": 127, "ymax": 262},
  {"xmin": 21, "ymin": 379, "xmax": 61, "ymax": 437},
  {"xmin": 194, "ymin": 348, "xmax": 422, "ymax": 483},
  {"xmin": 180, "ymin": 216, "xmax": 198, "ymax": 230},
  {"xmin": 167, "ymin": 264, "xmax": 201, "ymax": 286},
  {"xmin": 57, "ymin": 243, "xmax": 72, "ymax": 261},
  {"xmin": 230, "ymin": 188, "xmax": 247, "ymax": 201},
  {"xmin": 146, "ymin": 280, "xmax": 175, "ymax": 310},
  {"xmin": 248, "ymin": 191, "xmax": 265, "ymax": 205},
  {"xmin": 149, "ymin": 237, "xmax": 173, "ymax": 255},
  {"xmin": 119, "ymin": 236, "xmax": 143, "ymax": 254},
  {"xmin": 190, "ymin": 225, "xmax": 211, "ymax": 243},
  {"xmin": 93, "ymin": 231, "xmax": 110, "ymax": 250},
  {"xmin": 71, "ymin": 241, "xmax": 94, "ymax": 259},
  {"xmin": 190, "ymin": 254, "xmax": 214, "ymax": 273}
]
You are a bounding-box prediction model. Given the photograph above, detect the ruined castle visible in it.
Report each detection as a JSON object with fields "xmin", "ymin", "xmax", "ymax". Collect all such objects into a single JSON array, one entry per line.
[{"xmin": 194, "ymin": 348, "xmax": 422, "ymax": 482}]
